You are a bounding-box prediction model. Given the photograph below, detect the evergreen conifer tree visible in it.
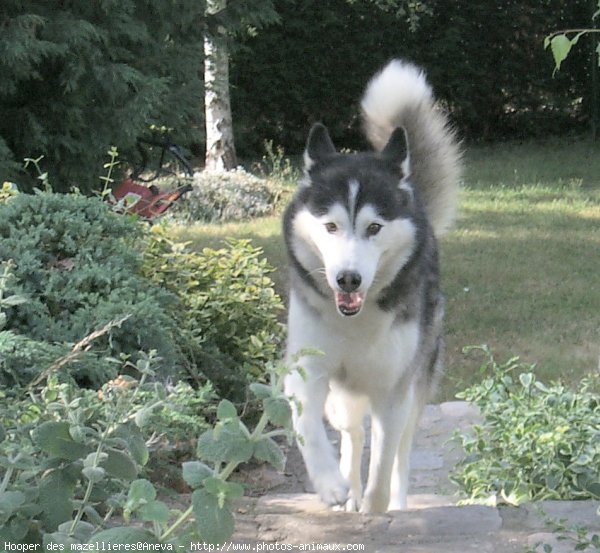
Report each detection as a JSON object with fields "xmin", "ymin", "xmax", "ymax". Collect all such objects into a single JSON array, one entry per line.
[
  {"xmin": 0, "ymin": 1, "xmax": 207, "ymax": 192},
  {"xmin": 0, "ymin": 1, "xmax": 281, "ymax": 191}
]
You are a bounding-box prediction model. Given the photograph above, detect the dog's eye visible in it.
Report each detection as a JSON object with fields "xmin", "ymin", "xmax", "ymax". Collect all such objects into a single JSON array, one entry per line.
[
  {"xmin": 366, "ymin": 223, "xmax": 383, "ymax": 237},
  {"xmin": 324, "ymin": 222, "xmax": 338, "ymax": 234}
]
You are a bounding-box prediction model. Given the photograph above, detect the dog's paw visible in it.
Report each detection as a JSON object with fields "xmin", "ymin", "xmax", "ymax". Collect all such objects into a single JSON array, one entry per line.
[
  {"xmin": 332, "ymin": 493, "xmax": 360, "ymax": 512},
  {"xmin": 344, "ymin": 494, "xmax": 361, "ymax": 512},
  {"xmin": 313, "ymin": 471, "xmax": 349, "ymax": 507}
]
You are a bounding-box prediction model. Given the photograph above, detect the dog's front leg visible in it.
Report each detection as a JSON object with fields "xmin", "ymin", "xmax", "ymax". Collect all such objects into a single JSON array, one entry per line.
[
  {"xmin": 361, "ymin": 386, "xmax": 415, "ymax": 514},
  {"xmin": 285, "ymin": 369, "xmax": 349, "ymax": 507}
]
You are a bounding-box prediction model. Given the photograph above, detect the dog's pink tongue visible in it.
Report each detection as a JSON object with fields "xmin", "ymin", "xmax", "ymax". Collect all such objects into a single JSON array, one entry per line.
[{"xmin": 335, "ymin": 291, "xmax": 364, "ymax": 316}]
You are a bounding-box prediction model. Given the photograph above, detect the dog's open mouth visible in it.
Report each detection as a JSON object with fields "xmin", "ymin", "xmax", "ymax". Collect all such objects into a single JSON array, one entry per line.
[{"xmin": 335, "ymin": 291, "xmax": 365, "ymax": 316}]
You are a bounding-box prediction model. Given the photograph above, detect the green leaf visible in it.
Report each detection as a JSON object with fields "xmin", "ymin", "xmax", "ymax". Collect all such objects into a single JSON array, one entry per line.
[
  {"xmin": 44, "ymin": 531, "xmax": 80, "ymax": 549},
  {"xmin": 249, "ymin": 382, "xmax": 272, "ymax": 399},
  {"xmin": 115, "ymin": 423, "xmax": 149, "ymax": 466},
  {"xmin": 9, "ymin": 515, "xmax": 29, "ymax": 541},
  {"xmin": 83, "ymin": 452, "xmax": 108, "ymax": 468},
  {"xmin": 544, "ymin": 471, "xmax": 562, "ymax": 491},
  {"xmin": 580, "ymin": 477, "xmax": 600, "ymax": 498},
  {"xmin": 587, "ymin": 482, "xmax": 600, "ymax": 498},
  {"xmin": 57, "ymin": 520, "xmax": 95, "ymax": 543},
  {"xmin": 192, "ymin": 489, "xmax": 234, "ymax": 545},
  {"xmin": 519, "ymin": 372, "xmax": 534, "ymax": 389},
  {"xmin": 32, "ymin": 421, "xmax": 90, "ymax": 461},
  {"xmin": 124, "ymin": 479, "xmax": 156, "ymax": 521},
  {"xmin": 38, "ymin": 468, "xmax": 78, "ymax": 530},
  {"xmin": 182, "ymin": 461, "xmax": 213, "ymax": 489},
  {"xmin": 549, "ymin": 34, "xmax": 573, "ymax": 73},
  {"xmin": 264, "ymin": 396, "xmax": 292, "ymax": 427},
  {"xmin": 0, "ymin": 491, "xmax": 25, "ymax": 521},
  {"xmin": 217, "ymin": 399, "xmax": 238, "ymax": 421},
  {"xmin": 550, "ymin": 34, "xmax": 571, "ymax": 61},
  {"xmin": 543, "ymin": 36, "xmax": 551, "ymax": 49},
  {"xmin": 82, "ymin": 466, "xmax": 106, "ymax": 483},
  {"xmin": 101, "ymin": 448, "xmax": 138, "ymax": 480},
  {"xmin": 134, "ymin": 407, "xmax": 154, "ymax": 428},
  {"xmin": 197, "ymin": 422, "xmax": 254, "ymax": 464},
  {"xmin": 69, "ymin": 424, "xmax": 87, "ymax": 443},
  {"xmin": 139, "ymin": 500, "xmax": 170, "ymax": 524},
  {"xmin": 88, "ymin": 527, "xmax": 159, "ymax": 545},
  {"xmin": 129, "ymin": 432, "xmax": 150, "ymax": 467},
  {"xmin": 203, "ymin": 477, "xmax": 244, "ymax": 508},
  {"xmin": 253, "ymin": 437, "xmax": 286, "ymax": 471},
  {"xmin": 128, "ymin": 479, "xmax": 156, "ymax": 504},
  {"xmin": 83, "ymin": 505, "xmax": 104, "ymax": 527}
]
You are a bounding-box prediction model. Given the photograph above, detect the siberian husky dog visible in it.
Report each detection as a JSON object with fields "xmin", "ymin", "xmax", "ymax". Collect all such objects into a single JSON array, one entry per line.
[{"xmin": 283, "ymin": 60, "xmax": 462, "ymax": 514}]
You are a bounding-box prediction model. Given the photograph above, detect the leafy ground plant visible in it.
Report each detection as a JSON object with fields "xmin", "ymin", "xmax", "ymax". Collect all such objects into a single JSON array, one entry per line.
[
  {"xmin": 451, "ymin": 346, "xmax": 600, "ymax": 505},
  {"xmin": 0, "ymin": 337, "xmax": 298, "ymax": 546},
  {"xmin": 0, "ymin": 347, "xmax": 160, "ymax": 544},
  {"xmin": 526, "ymin": 512, "xmax": 600, "ymax": 553},
  {"xmin": 62, "ymin": 356, "xmax": 295, "ymax": 547}
]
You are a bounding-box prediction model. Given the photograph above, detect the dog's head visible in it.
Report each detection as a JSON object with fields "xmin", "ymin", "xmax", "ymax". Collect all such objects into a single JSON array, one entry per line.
[{"xmin": 287, "ymin": 123, "xmax": 421, "ymax": 317}]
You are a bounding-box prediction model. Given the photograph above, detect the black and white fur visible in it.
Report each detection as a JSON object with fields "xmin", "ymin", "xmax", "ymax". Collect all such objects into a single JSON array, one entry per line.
[{"xmin": 282, "ymin": 60, "xmax": 461, "ymax": 514}]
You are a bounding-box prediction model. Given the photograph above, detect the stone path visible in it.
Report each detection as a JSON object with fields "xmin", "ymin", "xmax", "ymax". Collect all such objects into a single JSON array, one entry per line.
[{"xmin": 232, "ymin": 401, "xmax": 600, "ymax": 552}]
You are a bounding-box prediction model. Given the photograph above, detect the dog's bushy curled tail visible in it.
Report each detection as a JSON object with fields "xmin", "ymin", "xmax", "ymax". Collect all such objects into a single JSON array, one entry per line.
[{"xmin": 361, "ymin": 59, "xmax": 462, "ymax": 236}]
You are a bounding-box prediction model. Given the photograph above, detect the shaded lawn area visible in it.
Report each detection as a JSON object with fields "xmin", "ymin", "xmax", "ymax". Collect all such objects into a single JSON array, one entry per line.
[{"xmin": 172, "ymin": 138, "xmax": 600, "ymax": 400}]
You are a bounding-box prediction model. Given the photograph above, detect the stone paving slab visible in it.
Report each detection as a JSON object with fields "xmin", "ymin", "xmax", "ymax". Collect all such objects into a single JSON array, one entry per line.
[
  {"xmin": 233, "ymin": 494, "xmax": 599, "ymax": 552},
  {"xmin": 232, "ymin": 402, "xmax": 600, "ymax": 553}
]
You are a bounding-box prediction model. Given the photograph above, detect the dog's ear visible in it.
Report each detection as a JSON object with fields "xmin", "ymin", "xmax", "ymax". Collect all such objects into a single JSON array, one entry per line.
[
  {"xmin": 381, "ymin": 127, "xmax": 408, "ymax": 163},
  {"xmin": 304, "ymin": 123, "xmax": 336, "ymax": 170}
]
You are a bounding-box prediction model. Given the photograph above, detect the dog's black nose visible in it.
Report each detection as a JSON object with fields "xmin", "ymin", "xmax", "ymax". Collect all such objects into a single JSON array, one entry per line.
[{"xmin": 336, "ymin": 271, "xmax": 362, "ymax": 293}]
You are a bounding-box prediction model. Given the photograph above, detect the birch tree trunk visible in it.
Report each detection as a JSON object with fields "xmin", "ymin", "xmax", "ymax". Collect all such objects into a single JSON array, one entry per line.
[{"xmin": 204, "ymin": 0, "xmax": 237, "ymax": 171}]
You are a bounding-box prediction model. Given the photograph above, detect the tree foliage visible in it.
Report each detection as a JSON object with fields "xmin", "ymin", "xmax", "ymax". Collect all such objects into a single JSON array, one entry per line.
[
  {"xmin": 0, "ymin": 0, "xmax": 207, "ymax": 192},
  {"xmin": 231, "ymin": 0, "xmax": 593, "ymax": 156},
  {"xmin": 0, "ymin": 0, "xmax": 595, "ymax": 186},
  {"xmin": 0, "ymin": 0, "xmax": 285, "ymax": 191}
]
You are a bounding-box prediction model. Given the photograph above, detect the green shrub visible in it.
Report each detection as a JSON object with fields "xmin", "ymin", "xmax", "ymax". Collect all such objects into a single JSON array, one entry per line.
[
  {"xmin": 251, "ymin": 139, "xmax": 300, "ymax": 187},
  {"xmin": 451, "ymin": 346, "xmax": 600, "ymax": 505},
  {"xmin": 142, "ymin": 227, "xmax": 285, "ymax": 401},
  {"xmin": 0, "ymin": 192, "xmax": 184, "ymax": 386},
  {"xmin": 170, "ymin": 168, "xmax": 282, "ymax": 223},
  {"xmin": 0, "ymin": 330, "xmax": 70, "ymax": 386},
  {"xmin": 0, "ymin": 352, "xmax": 163, "ymax": 543},
  {"xmin": 0, "ymin": 192, "xmax": 285, "ymax": 396},
  {"xmin": 1, "ymin": 259, "xmax": 74, "ymax": 386},
  {"xmin": 137, "ymin": 380, "xmax": 215, "ymax": 446},
  {"xmin": 0, "ymin": 349, "xmax": 295, "ymax": 546}
]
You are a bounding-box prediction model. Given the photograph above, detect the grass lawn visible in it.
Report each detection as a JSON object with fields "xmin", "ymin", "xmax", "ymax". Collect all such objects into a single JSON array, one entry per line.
[{"xmin": 172, "ymin": 138, "xmax": 600, "ymax": 400}]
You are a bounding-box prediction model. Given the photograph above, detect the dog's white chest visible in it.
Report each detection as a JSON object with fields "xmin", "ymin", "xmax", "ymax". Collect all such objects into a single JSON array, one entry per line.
[
  {"xmin": 332, "ymin": 317, "xmax": 419, "ymax": 392},
  {"xmin": 287, "ymin": 292, "xmax": 419, "ymax": 394}
]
